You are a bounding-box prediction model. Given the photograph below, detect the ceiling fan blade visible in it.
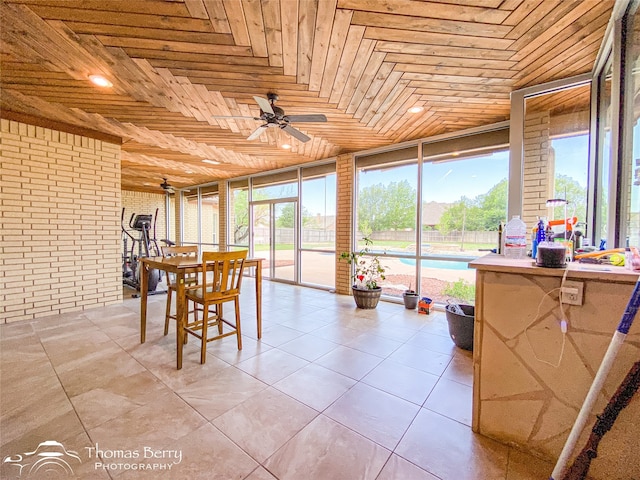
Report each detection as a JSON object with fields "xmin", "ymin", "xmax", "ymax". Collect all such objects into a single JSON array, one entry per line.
[
  {"xmin": 282, "ymin": 125, "xmax": 310, "ymax": 143},
  {"xmin": 253, "ymin": 96, "xmax": 274, "ymax": 115},
  {"xmin": 284, "ymin": 114, "xmax": 327, "ymax": 123},
  {"xmin": 247, "ymin": 125, "xmax": 268, "ymax": 141}
]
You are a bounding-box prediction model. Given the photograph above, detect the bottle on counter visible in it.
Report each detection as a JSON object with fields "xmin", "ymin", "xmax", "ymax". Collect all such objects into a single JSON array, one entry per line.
[
  {"xmin": 503, "ymin": 215, "xmax": 527, "ymax": 259},
  {"xmin": 532, "ymin": 218, "xmax": 546, "ymax": 260}
]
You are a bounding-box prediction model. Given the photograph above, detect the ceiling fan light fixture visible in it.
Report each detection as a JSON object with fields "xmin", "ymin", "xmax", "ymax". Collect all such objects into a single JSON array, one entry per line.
[
  {"xmin": 281, "ymin": 143, "xmax": 292, "ymax": 150},
  {"xmin": 88, "ymin": 75, "xmax": 113, "ymax": 88},
  {"xmin": 408, "ymin": 106, "xmax": 424, "ymax": 114}
]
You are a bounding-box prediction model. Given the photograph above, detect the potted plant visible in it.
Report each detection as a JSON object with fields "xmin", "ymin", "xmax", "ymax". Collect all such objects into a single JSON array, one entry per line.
[
  {"xmin": 339, "ymin": 237, "xmax": 387, "ymax": 309},
  {"xmin": 402, "ymin": 284, "xmax": 419, "ymax": 309}
]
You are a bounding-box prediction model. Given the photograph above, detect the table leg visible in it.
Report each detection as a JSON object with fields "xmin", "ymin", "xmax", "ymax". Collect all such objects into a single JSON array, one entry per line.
[
  {"xmin": 176, "ymin": 274, "xmax": 186, "ymax": 370},
  {"xmin": 255, "ymin": 264, "xmax": 262, "ymax": 339},
  {"xmin": 140, "ymin": 260, "xmax": 148, "ymax": 343}
]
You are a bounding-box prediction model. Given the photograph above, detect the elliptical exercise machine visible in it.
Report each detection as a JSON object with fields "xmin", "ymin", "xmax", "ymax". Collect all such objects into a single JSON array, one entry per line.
[{"xmin": 121, "ymin": 208, "xmax": 163, "ymax": 296}]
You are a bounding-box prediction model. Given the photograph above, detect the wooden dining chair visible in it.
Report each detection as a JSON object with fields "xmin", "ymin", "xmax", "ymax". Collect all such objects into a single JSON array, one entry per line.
[
  {"xmin": 161, "ymin": 245, "xmax": 199, "ymax": 336},
  {"xmin": 184, "ymin": 250, "xmax": 247, "ymax": 364}
]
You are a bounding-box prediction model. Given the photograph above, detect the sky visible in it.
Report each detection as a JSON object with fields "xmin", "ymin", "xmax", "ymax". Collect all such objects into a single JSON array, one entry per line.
[
  {"xmin": 357, "ymin": 134, "xmax": 592, "ymax": 205},
  {"xmin": 265, "ymin": 133, "xmax": 595, "ymax": 216},
  {"xmin": 358, "ymin": 151, "xmax": 510, "ymax": 204},
  {"xmin": 552, "ymin": 134, "xmax": 590, "ymax": 188}
]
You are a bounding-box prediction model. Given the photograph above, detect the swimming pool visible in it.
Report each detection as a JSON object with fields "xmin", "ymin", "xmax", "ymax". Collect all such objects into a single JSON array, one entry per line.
[{"xmin": 399, "ymin": 257, "xmax": 473, "ymax": 270}]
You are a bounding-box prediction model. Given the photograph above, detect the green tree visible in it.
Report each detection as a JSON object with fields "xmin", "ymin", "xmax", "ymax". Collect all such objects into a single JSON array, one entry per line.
[
  {"xmin": 552, "ymin": 175, "xmax": 587, "ymax": 225},
  {"xmin": 476, "ymin": 178, "xmax": 508, "ymax": 230},
  {"xmin": 358, "ymin": 180, "xmax": 416, "ymax": 232},
  {"xmin": 232, "ymin": 189, "xmax": 270, "ymax": 243},
  {"xmin": 276, "ymin": 203, "xmax": 313, "ymax": 228},
  {"xmin": 232, "ymin": 189, "xmax": 250, "ymax": 243},
  {"xmin": 438, "ymin": 179, "xmax": 507, "ymax": 234}
]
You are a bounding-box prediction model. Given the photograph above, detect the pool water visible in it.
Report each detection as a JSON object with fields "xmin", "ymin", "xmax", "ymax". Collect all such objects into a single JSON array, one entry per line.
[{"xmin": 399, "ymin": 257, "xmax": 472, "ymax": 270}]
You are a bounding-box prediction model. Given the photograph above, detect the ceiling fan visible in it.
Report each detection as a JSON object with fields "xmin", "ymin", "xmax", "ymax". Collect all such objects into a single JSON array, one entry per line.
[
  {"xmin": 160, "ymin": 178, "xmax": 174, "ymax": 193},
  {"xmin": 213, "ymin": 93, "xmax": 327, "ymax": 143}
]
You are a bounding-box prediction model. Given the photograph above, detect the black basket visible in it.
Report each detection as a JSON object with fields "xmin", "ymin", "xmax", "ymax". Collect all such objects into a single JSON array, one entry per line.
[{"xmin": 445, "ymin": 304, "xmax": 475, "ymax": 351}]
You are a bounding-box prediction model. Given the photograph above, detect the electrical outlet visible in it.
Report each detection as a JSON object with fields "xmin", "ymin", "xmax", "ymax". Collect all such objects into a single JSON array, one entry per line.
[{"xmin": 561, "ymin": 280, "xmax": 584, "ymax": 305}]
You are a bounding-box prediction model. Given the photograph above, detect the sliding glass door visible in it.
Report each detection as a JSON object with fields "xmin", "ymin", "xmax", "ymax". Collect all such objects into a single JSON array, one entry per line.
[{"xmin": 251, "ymin": 199, "xmax": 297, "ymax": 282}]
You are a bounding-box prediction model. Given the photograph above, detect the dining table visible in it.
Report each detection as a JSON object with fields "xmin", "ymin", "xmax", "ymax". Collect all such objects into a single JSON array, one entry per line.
[{"xmin": 139, "ymin": 255, "xmax": 263, "ymax": 369}]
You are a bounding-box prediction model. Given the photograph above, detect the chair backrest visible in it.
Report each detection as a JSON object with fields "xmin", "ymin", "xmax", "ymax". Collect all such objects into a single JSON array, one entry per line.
[
  {"xmin": 201, "ymin": 250, "xmax": 248, "ymax": 300},
  {"xmin": 161, "ymin": 245, "xmax": 199, "ymax": 257},
  {"xmin": 161, "ymin": 245, "xmax": 199, "ymax": 284}
]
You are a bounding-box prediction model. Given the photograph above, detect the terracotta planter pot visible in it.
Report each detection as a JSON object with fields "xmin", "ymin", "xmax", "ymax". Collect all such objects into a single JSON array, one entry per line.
[{"xmin": 352, "ymin": 286, "xmax": 382, "ymax": 309}]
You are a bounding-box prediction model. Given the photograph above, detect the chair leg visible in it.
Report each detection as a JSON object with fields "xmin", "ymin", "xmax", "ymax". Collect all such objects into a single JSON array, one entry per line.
[
  {"xmin": 218, "ymin": 302, "xmax": 224, "ymax": 335},
  {"xmin": 235, "ymin": 298, "xmax": 242, "ymax": 350},
  {"xmin": 164, "ymin": 288, "xmax": 172, "ymax": 336},
  {"xmin": 200, "ymin": 303, "xmax": 208, "ymax": 364}
]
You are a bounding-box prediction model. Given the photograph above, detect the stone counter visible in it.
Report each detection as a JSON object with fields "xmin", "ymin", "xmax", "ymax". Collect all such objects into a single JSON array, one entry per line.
[{"xmin": 469, "ymin": 254, "xmax": 639, "ymax": 479}]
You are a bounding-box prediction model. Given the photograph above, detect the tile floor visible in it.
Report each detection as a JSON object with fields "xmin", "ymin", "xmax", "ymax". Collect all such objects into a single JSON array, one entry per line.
[{"xmin": 0, "ymin": 280, "xmax": 554, "ymax": 479}]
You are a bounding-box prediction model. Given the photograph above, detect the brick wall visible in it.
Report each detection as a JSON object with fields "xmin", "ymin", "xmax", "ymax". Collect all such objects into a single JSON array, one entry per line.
[
  {"xmin": 183, "ymin": 194, "xmax": 199, "ymax": 243},
  {"xmin": 522, "ymin": 111, "xmax": 553, "ymax": 239},
  {"xmin": 200, "ymin": 199, "xmax": 219, "ymax": 246},
  {"xmin": 174, "ymin": 191, "xmax": 183, "ymax": 245},
  {"xmin": 121, "ymin": 190, "xmax": 168, "ymax": 247},
  {"xmin": 0, "ymin": 119, "xmax": 122, "ymax": 323},
  {"xmin": 335, "ymin": 153, "xmax": 354, "ymax": 295}
]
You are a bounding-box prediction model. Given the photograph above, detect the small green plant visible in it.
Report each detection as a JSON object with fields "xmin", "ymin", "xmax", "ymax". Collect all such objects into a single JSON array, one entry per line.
[
  {"xmin": 444, "ymin": 279, "xmax": 476, "ymax": 303},
  {"xmin": 339, "ymin": 237, "xmax": 386, "ymax": 290}
]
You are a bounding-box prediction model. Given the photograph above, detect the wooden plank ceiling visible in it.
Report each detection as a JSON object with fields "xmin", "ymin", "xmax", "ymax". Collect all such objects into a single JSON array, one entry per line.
[{"xmin": 0, "ymin": 0, "xmax": 614, "ymax": 192}]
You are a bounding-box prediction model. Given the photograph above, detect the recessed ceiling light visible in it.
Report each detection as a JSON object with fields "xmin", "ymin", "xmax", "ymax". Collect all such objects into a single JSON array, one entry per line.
[
  {"xmin": 408, "ymin": 106, "xmax": 424, "ymax": 114},
  {"xmin": 185, "ymin": 170, "xmax": 194, "ymax": 174},
  {"xmin": 88, "ymin": 75, "xmax": 113, "ymax": 88},
  {"xmin": 281, "ymin": 143, "xmax": 292, "ymax": 150},
  {"xmin": 202, "ymin": 159, "xmax": 219, "ymax": 165}
]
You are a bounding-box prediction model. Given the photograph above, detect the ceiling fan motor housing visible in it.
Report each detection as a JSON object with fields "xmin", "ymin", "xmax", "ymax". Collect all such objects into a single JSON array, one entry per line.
[
  {"xmin": 261, "ymin": 105, "xmax": 285, "ymax": 121},
  {"xmin": 245, "ymin": 93, "xmax": 326, "ymax": 142}
]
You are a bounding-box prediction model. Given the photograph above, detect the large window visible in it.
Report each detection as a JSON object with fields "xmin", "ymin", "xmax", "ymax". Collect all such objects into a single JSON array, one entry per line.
[
  {"xmin": 590, "ymin": 1, "xmax": 640, "ymax": 250},
  {"xmin": 594, "ymin": 58, "xmax": 613, "ymax": 246},
  {"xmin": 182, "ymin": 190, "xmax": 199, "ymax": 245},
  {"xmin": 301, "ymin": 164, "xmax": 336, "ymax": 286},
  {"xmin": 181, "ymin": 184, "xmax": 219, "ymax": 252},
  {"xmin": 353, "ymin": 130, "xmax": 508, "ymax": 304},
  {"xmin": 625, "ymin": 4, "xmax": 640, "ymax": 247},
  {"xmin": 357, "ymin": 162, "xmax": 418, "ymax": 254},
  {"xmin": 523, "ymin": 83, "xmax": 591, "ymax": 243},
  {"xmin": 551, "ymin": 134, "xmax": 589, "ymax": 226},
  {"xmin": 236, "ymin": 164, "xmax": 337, "ymax": 289},
  {"xmin": 228, "ymin": 179, "xmax": 249, "ymax": 248},
  {"xmin": 357, "ymin": 160, "xmax": 418, "ymax": 299},
  {"xmin": 200, "ymin": 184, "xmax": 219, "ymax": 253},
  {"xmin": 419, "ymin": 149, "xmax": 509, "ymax": 304},
  {"xmin": 252, "ymin": 170, "xmax": 297, "ymax": 200}
]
